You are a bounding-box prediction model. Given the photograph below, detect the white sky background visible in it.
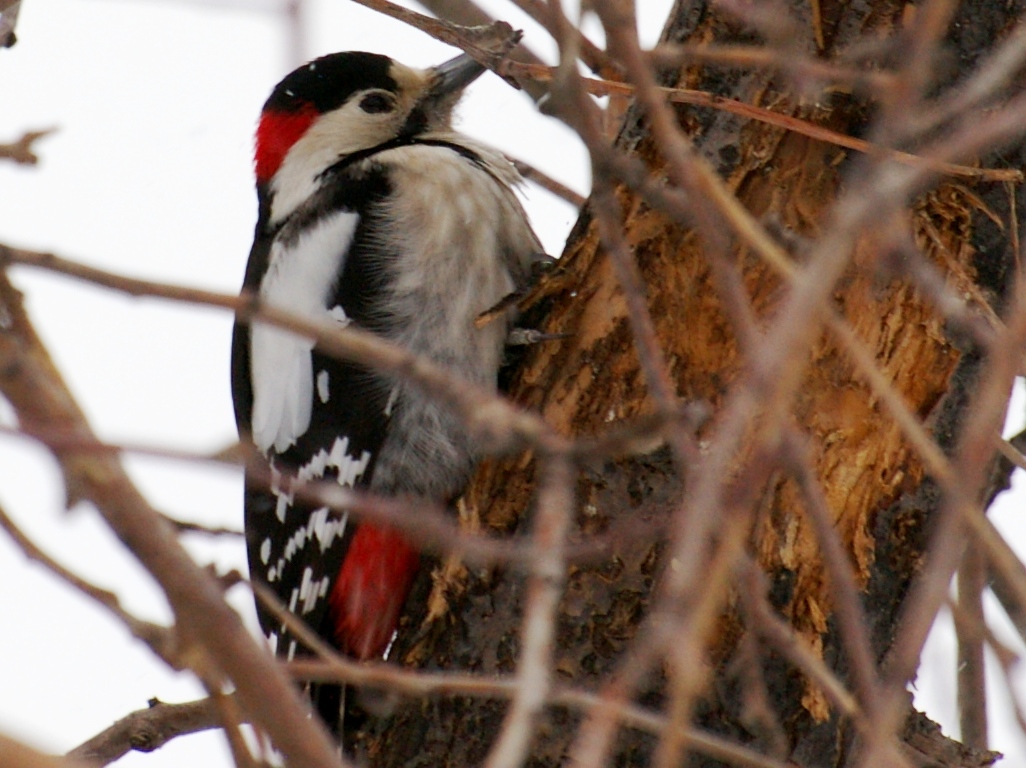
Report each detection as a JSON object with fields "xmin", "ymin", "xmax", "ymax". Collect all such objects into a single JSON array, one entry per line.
[{"xmin": 0, "ymin": 1, "xmax": 1024, "ymax": 766}]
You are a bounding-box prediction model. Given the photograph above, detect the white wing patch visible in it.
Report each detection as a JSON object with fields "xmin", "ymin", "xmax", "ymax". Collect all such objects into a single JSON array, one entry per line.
[{"xmin": 250, "ymin": 211, "xmax": 359, "ymax": 453}]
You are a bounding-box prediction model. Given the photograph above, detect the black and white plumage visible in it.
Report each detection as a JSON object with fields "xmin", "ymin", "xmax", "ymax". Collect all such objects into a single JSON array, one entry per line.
[{"xmin": 231, "ymin": 51, "xmax": 541, "ymax": 731}]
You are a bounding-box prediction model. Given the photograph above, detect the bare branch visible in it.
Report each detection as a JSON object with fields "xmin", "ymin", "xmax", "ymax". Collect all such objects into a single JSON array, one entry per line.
[
  {"xmin": 739, "ymin": 563, "xmax": 862, "ymax": 720},
  {"xmin": 500, "ymin": 61, "xmax": 1022, "ymax": 183},
  {"xmin": 647, "ymin": 42, "xmax": 896, "ymax": 92},
  {"xmin": 484, "ymin": 454, "xmax": 573, "ymax": 768},
  {"xmin": 506, "ymin": 0, "xmax": 615, "ymax": 73},
  {"xmin": 781, "ymin": 432, "xmax": 883, "ymax": 716},
  {"xmin": 0, "ymin": 128, "xmax": 55, "ymax": 165},
  {"xmin": 67, "ymin": 699, "xmax": 221, "ymax": 766},
  {"xmin": 0, "ymin": 244, "xmax": 563, "ymax": 455},
  {"xmin": 509, "ymin": 156, "xmax": 585, "ymax": 207},
  {"xmin": 957, "ymin": 543, "xmax": 989, "ymax": 751},
  {"xmin": 0, "ymin": 732, "xmax": 93, "ymax": 768},
  {"xmin": 0, "ymin": 502, "xmax": 178, "ymax": 666}
]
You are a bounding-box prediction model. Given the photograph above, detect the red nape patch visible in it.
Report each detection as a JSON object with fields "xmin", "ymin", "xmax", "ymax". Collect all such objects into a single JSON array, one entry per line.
[
  {"xmin": 254, "ymin": 104, "xmax": 318, "ymax": 183},
  {"xmin": 329, "ymin": 524, "xmax": 420, "ymax": 660}
]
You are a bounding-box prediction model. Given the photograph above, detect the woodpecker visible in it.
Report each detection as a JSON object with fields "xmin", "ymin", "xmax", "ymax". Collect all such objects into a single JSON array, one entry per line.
[{"xmin": 231, "ymin": 50, "xmax": 541, "ymax": 732}]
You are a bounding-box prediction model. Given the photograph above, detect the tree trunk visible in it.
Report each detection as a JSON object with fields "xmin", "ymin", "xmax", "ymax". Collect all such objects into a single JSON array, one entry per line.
[{"xmin": 358, "ymin": 1, "xmax": 1023, "ymax": 766}]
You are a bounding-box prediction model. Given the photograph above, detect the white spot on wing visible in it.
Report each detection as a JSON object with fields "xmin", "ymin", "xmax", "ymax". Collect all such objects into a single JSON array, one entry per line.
[
  {"xmin": 283, "ymin": 525, "xmax": 307, "ymax": 561},
  {"xmin": 299, "ymin": 567, "xmax": 313, "ymax": 614},
  {"xmin": 299, "ymin": 570, "xmax": 331, "ymax": 616},
  {"xmin": 260, "ymin": 538, "xmax": 271, "ymax": 564},
  {"xmin": 275, "ymin": 492, "xmax": 290, "ymax": 524},
  {"xmin": 271, "ymin": 467, "xmax": 292, "ymax": 523},
  {"xmin": 265, "ymin": 508, "xmax": 349, "ymax": 592},
  {"xmin": 296, "ymin": 435, "xmax": 373, "ymax": 487},
  {"xmin": 250, "ymin": 211, "xmax": 359, "ymax": 453},
  {"xmin": 328, "ymin": 305, "xmax": 350, "ymax": 325},
  {"xmin": 317, "ymin": 369, "xmax": 330, "ymax": 403},
  {"xmin": 307, "ymin": 506, "xmax": 348, "ymax": 553},
  {"xmin": 261, "ymin": 437, "xmax": 368, "ymax": 592},
  {"xmin": 383, "ymin": 385, "xmax": 400, "ymax": 417}
]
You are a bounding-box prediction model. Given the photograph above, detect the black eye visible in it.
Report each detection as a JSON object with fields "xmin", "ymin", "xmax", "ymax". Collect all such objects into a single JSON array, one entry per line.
[{"xmin": 359, "ymin": 92, "xmax": 395, "ymax": 114}]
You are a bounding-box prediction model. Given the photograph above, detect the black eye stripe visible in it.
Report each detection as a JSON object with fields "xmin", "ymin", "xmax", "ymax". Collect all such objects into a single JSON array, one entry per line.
[{"xmin": 359, "ymin": 92, "xmax": 395, "ymax": 114}]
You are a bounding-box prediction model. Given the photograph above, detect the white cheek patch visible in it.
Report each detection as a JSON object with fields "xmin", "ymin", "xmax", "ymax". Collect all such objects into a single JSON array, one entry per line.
[
  {"xmin": 250, "ymin": 210, "xmax": 359, "ymax": 453},
  {"xmin": 270, "ymin": 101, "xmax": 408, "ymax": 224}
]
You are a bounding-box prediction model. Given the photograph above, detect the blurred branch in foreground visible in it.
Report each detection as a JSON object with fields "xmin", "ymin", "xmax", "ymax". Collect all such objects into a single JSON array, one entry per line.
[{"xmin": 0, "ymin": 128, "xmax": 55, "ymax": 165}]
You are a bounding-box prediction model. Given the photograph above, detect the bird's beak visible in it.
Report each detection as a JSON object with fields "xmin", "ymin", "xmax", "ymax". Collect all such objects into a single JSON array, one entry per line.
[{"xmin": 429, "ymin": 53, "xmax": 486, "ymax": 98}]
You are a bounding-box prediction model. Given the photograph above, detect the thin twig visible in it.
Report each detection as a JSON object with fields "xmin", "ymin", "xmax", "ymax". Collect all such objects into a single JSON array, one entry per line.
[
  {"xmin": 782, "ymin": 432, "xmax": 884, "ymax": 716},
  {"xmin": 67, "ymin": 699, "xmax": 220, "ymax": 765},
  {"xmin": 0, "ymin": 502, "xmax": 178, "ymax": 667},
  {"xmin": 507, "ymin": 0, "xmax": 614, "ymax": 74},
  {"xmin": 956, "ymin": 542, "xmax": 989, "ymax": 751},
  {"xmin": 739, "ymin": 563, "xmax": 862, "ymax": 720},
  {"xmin": 0, "ymin": 421, "xmax": 242, "ymax": 468},
  {"xmin": 208, "ymin": 688, "xmax": 257, "ymax": 768},
  {"xmin": 259, "ymin": 573, "xmax": 790, "ymax": 768},
  {"xmin": 869, "ymin": 278, "xmax": 1026, "ymax": 766},
  {"xmin": 2, "ymin": 412, "xmax": 656, "ymax": 569},
  {"xmin": 484, "ymin": 453, "xmax": 572, "ymax": 768},
  {"xmin": 510, "ymin": 156, "xmax": 586, "ymax": 207},
  {"xmin": 1, "ymin": 732, "xmax": 93, "ymax": 768},
  {"xmin": 500, "ymin": 61, "xmax": 1022, "ymax": 183},
  {"xmin": 994, "ymin": 434, "xmax": 1026, "ymax": 472},
  {"xmin": 355, "ymin": 0, "xmax": 548, "ymax": 99},
  {"xmin": 949, "ymin": 598, "xmax": 1026, "ymax": 738},
  {"xmin": 0, "ymin": 128, "xmax": 55, "ymax": 165},
  {"xmin": 647, "ymin": 42, "xmax": 895, "ymax": 92},
  {"xmin": 1, "ymin": 244, "xmax": 563, "ymax": 456}
]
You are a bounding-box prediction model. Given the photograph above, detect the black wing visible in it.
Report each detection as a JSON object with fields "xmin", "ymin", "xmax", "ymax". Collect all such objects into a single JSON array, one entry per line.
[{"xmin": 232, "ymin": 168, "xmax": 397, "ymax": 663}]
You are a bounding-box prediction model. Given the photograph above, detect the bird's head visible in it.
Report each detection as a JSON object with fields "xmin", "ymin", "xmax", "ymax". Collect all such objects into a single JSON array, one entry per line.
[{"xmin": 254, "ymin": 51, "xmax": 485, "ymax": 193}]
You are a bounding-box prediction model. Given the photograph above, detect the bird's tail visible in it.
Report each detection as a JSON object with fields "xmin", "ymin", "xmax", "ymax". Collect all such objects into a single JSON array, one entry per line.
[{"xmin": 310, "ymin": 681, "xmax": 346, "ymax": 740}]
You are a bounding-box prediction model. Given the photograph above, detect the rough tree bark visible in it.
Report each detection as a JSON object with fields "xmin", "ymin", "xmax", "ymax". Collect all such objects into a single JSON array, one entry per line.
[{"xmin": 356, "ymin": 1, "xmax": 1023, "ymax": 766}]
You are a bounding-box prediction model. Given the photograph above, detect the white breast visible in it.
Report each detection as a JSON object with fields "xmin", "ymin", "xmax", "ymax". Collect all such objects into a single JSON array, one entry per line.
[
  {"xmin": 354, "ymin": 141, "xmax": 538, "ymax": 497},
  {"xmin": 250, "ymin": 210, "xmax": 359, "ymax": 453}
]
